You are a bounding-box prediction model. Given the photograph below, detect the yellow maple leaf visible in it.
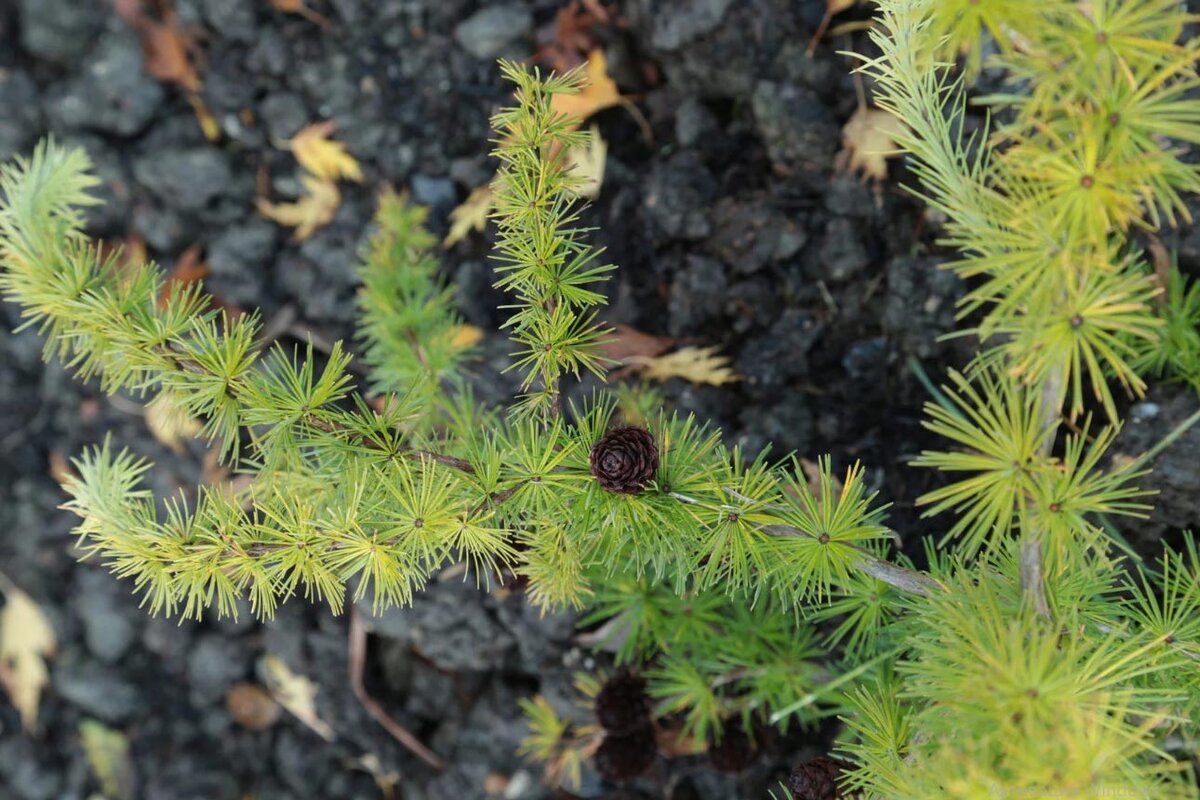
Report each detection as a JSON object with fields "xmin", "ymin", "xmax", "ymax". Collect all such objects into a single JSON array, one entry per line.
[
  {"xmin": 442, "ymin": 184, "xmax": 495, "ymax": 248},
  {"xmin": 839, "ymin": 106, "xmax": 907, "ymax": 184},
  {"xmin": 551, "ymin": 49, "xmax": 624, "ymax": 125},
  {"xmin": 288, "ymin": 121, "xmax": 363, "ymax": 183},
  {"xmin": 0, "ymin": 573, "xmax": 56, "ymax": 733},
  {"xmin": 259, "ymin": 654, "xmax": 335, "ymax": 741},
  {"xmin": 638, "ymin": 346, "xmax": 740, "ymax": 386},
  {"xmin": 257, "ymin": 175, "xmax": 342, "ymax": 241},
  {"xmin": 565, "ymin": 125, "xmax": 607, "ymax": 200}
]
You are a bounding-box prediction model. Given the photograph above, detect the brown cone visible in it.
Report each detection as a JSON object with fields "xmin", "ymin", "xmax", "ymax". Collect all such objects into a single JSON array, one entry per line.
[
  {"xmin": 594, "ymin": 671, "xmax": 651, "ymax": 735},
  {"xmin": 593, "ymin": 724, "xmax": 657, "ymax": 783},
  {"xmin": 589, "ymin": 426, "xmax": 659, "ymax": 494},
  {"xmin": 785, "ymin": 756, "xmax": 850, "ymax": 800}
]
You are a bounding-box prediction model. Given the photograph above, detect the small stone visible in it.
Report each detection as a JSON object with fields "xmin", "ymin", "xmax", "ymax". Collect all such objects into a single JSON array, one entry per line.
[
  {"xmin": 752, "ymin": 81, "xmax": 840, "ymax": 172},
  {"xmin": 0, "ymin": 71, "xmax": 42, "ymax": 162},
  {"xmin": 56, "ymin": 659, "xmax": 144, "ymax": 722},
  {"xmin": 820, "ymin": 218, "xmax": 870, "ymax": 282},
  {"xmin": 18, "ymin": 0, "xmax": 104, "ymax": 65},
  {"xmin": 454, "ymin": 5, "xmax": 533, "ymax": 59},
  {"xmin": 202, "ymin": 0, "xmax": 258, "ymax": 41},
  {"xmin": 133, "ymin": 147, "xmax": 233, "ymax": 211},
  {"xmin": 259, "ymin": 93, "xmax": 310, "ymax": 141},
  {"xmin": 650, "ymin": 0, "xmax": 737, "ymax": 50},
  {"xmin": 668, "ymin": 255, "xmax": 727, "ymax": 336},
  {"xmin": 77, "ymin": 569, "xmax": 137, "ymax": 664},
  {"xmin": 226, "ymin": 682, "xmax": 281, "ymax": 731},
  {"xmin": 188, "ymin": 634, "xmax": 250, "ymax": 705},
  {"xmin": 410, "ymin": 174, "xmax": 457, "ymax": 213},
  {"xmin": 45, "ymin": 31, "xmax": 166, "ymax": 137}
]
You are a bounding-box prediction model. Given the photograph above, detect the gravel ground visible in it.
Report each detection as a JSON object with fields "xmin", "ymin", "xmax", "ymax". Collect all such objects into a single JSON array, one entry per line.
[{"xmin": 2, "ymin": 1, "xmax": 1199, "ymax": 798}]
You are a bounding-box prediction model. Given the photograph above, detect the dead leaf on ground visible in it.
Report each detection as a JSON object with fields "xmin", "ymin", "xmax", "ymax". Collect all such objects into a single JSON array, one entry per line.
[
  {"xmin": 157, "ymin": 244, "xmax": 208, "ymax": 308},
  {"xmin": 145, "ymin": 393, "xmax": 203, "ymax": 454},
  {"xmin": 226, "ymin": 682, "xmax": 282, "ymax": 731},
  {"xmin": 565, "ymin": 125, "xmax": 607, "ymax": 199},
  {"xmin": 258, "ymin": 654, "xmax": 335, "ymax": 741},
  {"xmin": 115, "ymin": 0, "xmax": 218, "ymax": 140},
  {"xmin": 48, "ymin": 449, "xmax": 77, "ymax": 487},
  {"xmin": 443, "ymin": 184, "xmax": 495, "ymax": 249},
  {"xmin": 345, "ymin": 753, "xmax": 401, "ymax": 800},
  {"xmin": 80, "ymin": 719, "xmax": 137, "ymax": 800},
  {"xmin": 257, "ymin": 175, "xmax": 342, "ymax": 241},
  {"xmin": 0, "ymin": 573, "xmax": 57, "ymax": 733},
  {"xmin": 266, "ymin": 0, "xmax": 333, "ymax": 29},
  {"xmin": 287, "ymin": 122, "xmax": 363, "ymax": 184},
  {"xmin": 636, "ymin": 346, "xmax": 740, "ymax": 386},
  {"xmin": 449, "ymin": 324, "xmax": 485, "ymax": 350},
  {"xmin": 534, "ymin": 0, "xmax": 621, "ymax": 72},
  {"xmin": 597, "ymin": 324, "xmax": 681, "ymax": 362},
  {"xmin": 551, "ymin": 49, "xmax": 625, "ymax": 126},
  {"xmin": 837, "ymin": 106, "xmax": 907, "ymax": 187}
]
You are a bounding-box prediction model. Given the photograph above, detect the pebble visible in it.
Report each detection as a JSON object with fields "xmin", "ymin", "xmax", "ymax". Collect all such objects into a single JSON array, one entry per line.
[
  {"xmin": 454, "ymin": 5, "xmax": 534, "ymax": 60},
  {"xmin": 133, "ymin": 147, "xmax": 233, "ymax": 211}
]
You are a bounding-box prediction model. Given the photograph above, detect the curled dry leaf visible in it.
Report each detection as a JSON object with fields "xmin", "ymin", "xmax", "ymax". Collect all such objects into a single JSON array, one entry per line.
[
  {"xmin": 551, "ymin": 50, "xmax": 625, "ymax": 125},
  {"xmin": 443, "ymin": 184, "xmax": 495, "ymax": 248},
  {"xmin": 258, "ymin": 654, "xmax": 335, "ymax": 741},
  {"xmin": 838, "ymin": 106, "xmax": 907, "ymax": 186},
  {"xmin": 145, "ymin": 393, "xmax": 202, "ymax": 454},
  {"xmin": 637, "ymin": 345, "xmax": 740, "ymax": 386},
  {"xmin": 257, "ymin": 175, "xmax": 342, "ymax": 241},
  {"xmin": 565, "ymin": 125, "xmax": 607, "ymax": 199},
  {"xmin": 80, "ymin": 719, "xmax": 137, "ymax": 800},
  {"xmin": 0, "ymin": 573, "xmax": 56, "ymax": 733},
  {"xmin": 287, "ymin": 121, "xmax": 363, "ymax": 183}
]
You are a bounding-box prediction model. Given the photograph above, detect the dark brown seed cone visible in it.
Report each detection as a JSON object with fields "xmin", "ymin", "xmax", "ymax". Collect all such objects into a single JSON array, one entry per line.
[
  {"xmin": 785, "ymin": 756, "xmax": 851, "ymax": 800},
  {"xmin": 707, "ymin": 719, "xmax": 756, "ymax": 773},
  {"xmin": 593, "ymin": 724, "xmax": 658, "ymax": 783},
  {"xmin": 594, "ymin": 671, "xmax": 651, "ymax": 735},
  {"xmin": 590, "ymin": 426, "xmax": 659, "ymax": 494}
]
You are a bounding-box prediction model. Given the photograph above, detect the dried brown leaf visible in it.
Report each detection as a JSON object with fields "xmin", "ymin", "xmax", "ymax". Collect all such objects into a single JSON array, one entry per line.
[
  {"xmin": 0, "ymin": 574, "xmax": 56, "ymax": 733},
  {"xmin": 442, "ymin": 184, "xmax": 494, "ymax": 248},
  {"xmin": 550, "ymin": 50, "xmax": 624, "ymax": 125},
  {"xmin": 638, "ymin": 346, "xmax": 740, "ymax": 386},
  {"xmin": 598, "ymin": 324, "xmax": 680, "ymax": 362},
  {"xmin": 226, "ymin": 682, "xmax": 282, "ymax": 731},
  {"xmin": 838, "ymin": 106, "xmax": 906, "ymax": 185},
  {"xmin": 258, "ymin": 654, "xmax": 335, "ymax": 741}
]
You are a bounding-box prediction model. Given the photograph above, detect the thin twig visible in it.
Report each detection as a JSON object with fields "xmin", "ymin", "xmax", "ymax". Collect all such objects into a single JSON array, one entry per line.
[{"xmin": 347, "ymin": 607, "xmax": 445, "ymax": 770}]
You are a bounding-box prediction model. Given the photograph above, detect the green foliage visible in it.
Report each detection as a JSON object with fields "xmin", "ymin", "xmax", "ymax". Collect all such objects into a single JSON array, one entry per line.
[{"xmin": 3, "ymin": 15, "xmax": 1200, "ymax": 799}]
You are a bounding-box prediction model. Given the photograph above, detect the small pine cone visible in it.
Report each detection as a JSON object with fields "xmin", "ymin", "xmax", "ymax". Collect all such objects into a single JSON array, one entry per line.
[
  {"xmin": 785, "ymin": 756, "xmax": 850, "ymax": 800},
  {"xmin": 594, "ymin": 671, "xmax": 651, "ymax": 735},
  {"xmin": 590, "ymin": 426, "xmax": 659, "ymax": 494},
  {"xmin": 593, "ymin": 724, "xmax": 658, "ymax": 783},
  {"xmin": 707, "ymin": 720, "xmax": 756, "ymax": 773}
]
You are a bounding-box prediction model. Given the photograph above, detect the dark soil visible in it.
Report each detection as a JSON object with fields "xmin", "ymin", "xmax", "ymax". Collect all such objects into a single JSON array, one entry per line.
[{"xmin": 2, "ymin": 1, "xmax": 1199, "ymax": 799}]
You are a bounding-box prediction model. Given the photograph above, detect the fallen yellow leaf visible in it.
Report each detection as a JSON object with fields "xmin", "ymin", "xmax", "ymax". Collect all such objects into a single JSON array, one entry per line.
[
  {"xmin": 550, "ymin": 49, "xmax": 624, "ymax": 125},
  {"xmin": 638, "ymin": 346, "xmax": 740, "ymax": 386},
  {"xmin": 565, "ymin": 125, "xmax": 607, "ymax": 199},
  {"xmin": 443, "ymin": 184, "xmax": 494, "ymax": 248},
  {"xmin": 257, "ymin": 175, "xmax": 342, "ymax": 241},
  {"xmin": 80, "ymin": 719, "xmax": 136, "ymax": 800},
  {"xmin": 288, "ymin": 121, "xmax": 363, "ymax": 183},
  {"xmin": 0, "ymin": 573, "xmax": 56, "ymax": 733},
  {"xmin": 145, "ymin": 393, "xmax": 202, "ymax": 454},
  {"xmin": 839, "ymin": 106, "xmax": 907, "ymax": 184},
  {"xmin": 259, "ymin": 654, "xmax": 335, "ymax": 741},
  {"xmin": 449, "ymin": 324, "xmax": 485, "ymax": 349}
]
